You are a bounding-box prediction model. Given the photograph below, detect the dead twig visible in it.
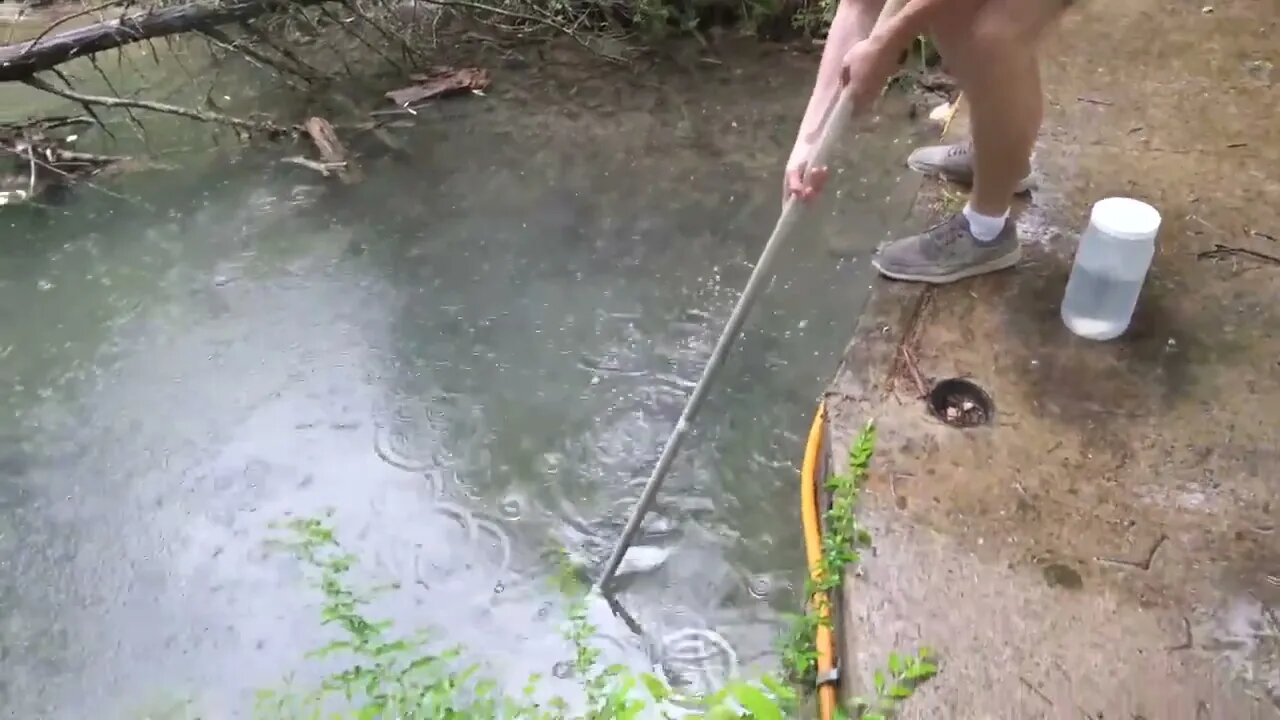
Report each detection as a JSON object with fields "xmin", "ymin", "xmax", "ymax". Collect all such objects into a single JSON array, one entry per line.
[
  {"xmin": 197, "ymin": 26, "xmax": 310, "ymax": 91},
  {"xmin": 419, "ymin": 0, "xmax": 613, "ymax": 59},
  {"xmin": 86, "ymin": 56, "xmax": 151, "ymax": 146},
  {"xmin": 238, "ymin": 19, "xmax": 324, "ymax": 81},
  {"xmin": 24, "ymin": 75, "xmax": 287, "ymax": 134},
  {"xmin": 48, "ymin": 66, "xmax": 116, "ymax": 141},
  {"xmin": 1197, "ymin": 243, "xmax": 1280, "ymax": 266},
  {"xmin": 0, "ymin": 142, "xmax": 140, "ymax": 206},
  {"xmin": 25, "ymin": 142, "xmax": 37, "ymax": 198},
  {"xmin": 1019, "ymin": 676, "xmax": 1054, "ymax": 707},
  {"xmin": 316, "ymin": 5, "xmax": 406, "ymax": 73},
  {"xmin": 899, "ymin": 345, "xmax": 929, "ymax": 399},
  {"xmin": 280, "ymin": 155, "xmax": 346, "ymax": 176},
  {"xmin": 1096, "ymin": 533, "xmax": 1166, "ymax": 571},
  {"xmin": 339, "ymin": 0, "xmax": 423, "ymax": 66}
]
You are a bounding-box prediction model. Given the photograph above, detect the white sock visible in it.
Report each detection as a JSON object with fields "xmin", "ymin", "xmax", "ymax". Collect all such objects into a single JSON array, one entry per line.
[{"xmin": 963, "ymin": 202, "xmax": 1009, "ymax": 244}]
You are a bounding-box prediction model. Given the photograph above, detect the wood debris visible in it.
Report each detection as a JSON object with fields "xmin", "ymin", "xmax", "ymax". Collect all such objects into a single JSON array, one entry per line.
[
  {"xmin": 1, "ymin": 116, "xmax": 127, "ymax": 206},
  {"xmin": 384, "ymin": 67, "xmax": 491, "ymax": 110}
]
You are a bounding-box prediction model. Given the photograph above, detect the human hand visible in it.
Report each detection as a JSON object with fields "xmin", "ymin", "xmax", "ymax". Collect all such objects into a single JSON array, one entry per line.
[
  {"xmin": 782, "ymin": 143, "xmax": 829, "ymax": 207},
  {"xmin": 839, "ymin": 35, "xmax": 898, "ymax": 115}
]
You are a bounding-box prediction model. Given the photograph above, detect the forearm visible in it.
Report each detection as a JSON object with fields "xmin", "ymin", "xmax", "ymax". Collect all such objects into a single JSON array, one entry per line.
[{"xmin": 793, "ymin": 0, "xmax": 882, "ymax": 145}]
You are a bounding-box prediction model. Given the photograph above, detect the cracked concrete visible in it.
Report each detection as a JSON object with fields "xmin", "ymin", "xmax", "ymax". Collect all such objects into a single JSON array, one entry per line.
[{"xmin": 826, "ymin": 0, "xmax": 1280, "ymax": 717}]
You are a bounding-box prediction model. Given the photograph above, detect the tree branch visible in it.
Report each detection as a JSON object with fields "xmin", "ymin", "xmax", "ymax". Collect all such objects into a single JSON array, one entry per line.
[
  {"xmin": 23, "ymin": 74, "xmax": 287, "ymax": 133},
  {"xmin": 0, "ymin": 0, "xmax": 326, "ymax": 82}
]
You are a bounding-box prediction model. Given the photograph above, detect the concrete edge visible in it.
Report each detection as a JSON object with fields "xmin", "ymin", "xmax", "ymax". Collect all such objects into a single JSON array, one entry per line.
[
  {"xmin": 818, "ymin": 97, "xmax": 967, "ymax": 707},
  {"xmin": 823, "ymin": 101, "xmax": 967, "ymax": 414}
]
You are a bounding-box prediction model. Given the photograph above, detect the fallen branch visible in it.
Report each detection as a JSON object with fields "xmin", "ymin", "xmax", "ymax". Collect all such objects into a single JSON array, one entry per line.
[
  {"xmin": 280, "ymin": 155, "xmax": 346, "ymax": 176},
  {"xmin": 301, "ymin": 116, "xmax": 359, "ymax": 182},
  {"xmin": 1, "ymin": 124, "xmax": 134, "ymax": 206},
  {"xmin": 1096, "ymin": 534, "xmax": 1166, "ymax": 571},
  {"xmin": 23, "ymin": 75, "xmax": 288, "ymax": 134},
  {"xmin": 384, "ymin": 66, "xmax": 489, "ymax": 108},
  {"xmin": 0, "ymin": 0, "xmax": 325, "ymax": 82}
]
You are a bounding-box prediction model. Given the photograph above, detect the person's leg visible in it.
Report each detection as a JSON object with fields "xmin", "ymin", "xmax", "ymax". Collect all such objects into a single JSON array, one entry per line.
[
  {"xmin": 871, "ymin": 0, "xmax": 1070, "ymax": 284},
  {"xmin": 904, "ymin": 0, "xmax": 1075, "ymax": 195},
  {"xmin": 957, "ymin": 0, "xmax": 1064, "ymax": 216}
]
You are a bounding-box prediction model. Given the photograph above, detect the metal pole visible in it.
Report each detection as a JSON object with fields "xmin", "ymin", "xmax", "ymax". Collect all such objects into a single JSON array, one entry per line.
[{"xmin": 593, "ymin": 0, "xmax": 912, "ymax": 593}]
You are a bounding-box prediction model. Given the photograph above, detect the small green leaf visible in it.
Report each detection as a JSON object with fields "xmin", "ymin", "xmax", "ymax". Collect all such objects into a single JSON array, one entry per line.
[
  {"xmin": 873, "ymin": 670, "xmax": 886, "ymax": 694},
  {"xmin": 706, "ymin": 705, "xmax": 740, "ymax": 720},
  {"xmin": 640, "ymin": 672, "xmax": 671, "ymax": 702},
  {"xmin": 759, "ymin": 674, "xmax": 794, "ymax": 700},
  {"xmin": 889, "ymin": 683, "xmax": 912, "ymax": 699},
  {"xmin": 731, "ymin": 683, "xmax": 783, "ymax": 720},
  {"xmin": 887, "ymin": 652, "xmax": 904, "ymax": 676}
]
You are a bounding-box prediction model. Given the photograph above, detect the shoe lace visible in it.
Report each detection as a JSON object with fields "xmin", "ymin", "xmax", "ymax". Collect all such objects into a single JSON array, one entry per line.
[
  {"xmin": 926, "ymin": 215, "xmax": 967, "ymax": 249},
  {"xmin": 945, "ymin": 142, "xmax": 972, "ymax": 158}
]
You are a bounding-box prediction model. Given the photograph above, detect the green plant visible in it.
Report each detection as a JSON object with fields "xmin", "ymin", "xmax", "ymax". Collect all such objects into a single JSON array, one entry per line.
[
  {"xmin": 255, "ymin": 514, "xmax": 796, "ymax": 719},
  {"xmin": 247, "ymin": 423, "xmax": 933, "ymax": 720},
  {"xmin": 777, "ymin": 422, "xmax": 939, "ymax": 719},
  {"xmin": 848, "ymin": 650, "xmax": 938, "ymax": 720},
  {"xmin": 778, "ymin": 422, "xmax": 875, "ymax": 686}
]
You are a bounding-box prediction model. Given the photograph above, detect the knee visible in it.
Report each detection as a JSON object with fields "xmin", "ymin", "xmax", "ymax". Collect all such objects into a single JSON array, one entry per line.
[
  {"xmin": 969, "ymin": 12, "xmax": 1026, "ymax": 52},
  {"xmin": 970, "ymin": 1, "xmax": 1053, "ymax": 51}
]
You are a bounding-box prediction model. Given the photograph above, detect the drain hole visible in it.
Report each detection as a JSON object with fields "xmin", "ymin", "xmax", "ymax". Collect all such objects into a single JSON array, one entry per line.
[{"xmin": 927, "ymin": 378, "xmax": 993, "ymax": 428}]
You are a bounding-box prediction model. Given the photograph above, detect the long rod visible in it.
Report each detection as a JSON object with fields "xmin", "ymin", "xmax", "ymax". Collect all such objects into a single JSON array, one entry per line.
[{"xmin": 593, "ymin": 0, "xmax": 911, "ymax": 593}]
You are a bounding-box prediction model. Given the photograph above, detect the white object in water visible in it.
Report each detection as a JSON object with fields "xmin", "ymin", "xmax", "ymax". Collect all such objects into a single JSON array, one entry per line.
[
  {"xmin": 614, "ymin": 545, "xmax": 671, "ymax": 578},
  {"xmin": 1060, "ymin": 197, "xmax": 1161, "ymax": 341}
]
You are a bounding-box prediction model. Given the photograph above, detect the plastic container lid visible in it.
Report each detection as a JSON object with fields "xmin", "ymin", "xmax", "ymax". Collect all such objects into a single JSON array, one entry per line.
[{"xmin": 1089, "ymin": 197, "xmax": 1162, "ymax": 242}]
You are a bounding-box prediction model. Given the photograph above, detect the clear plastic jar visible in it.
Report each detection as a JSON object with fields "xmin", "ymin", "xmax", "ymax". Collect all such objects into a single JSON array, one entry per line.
[{"xmin": 1060, "ymin": 197, "xmax": 1162, "ymax": 341}]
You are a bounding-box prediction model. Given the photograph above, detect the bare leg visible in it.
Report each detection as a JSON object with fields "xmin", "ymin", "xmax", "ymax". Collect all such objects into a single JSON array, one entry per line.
[
  {"xmin": 932, "ymin": 0, "xmax": 1066, "ymax": 215},
  {"xmin": 869, "ymin": 0, "xmax": 1071, "ymax": 284}
]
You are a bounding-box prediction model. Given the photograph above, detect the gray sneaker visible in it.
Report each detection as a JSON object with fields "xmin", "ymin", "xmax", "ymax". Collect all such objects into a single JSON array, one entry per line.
[
  {"xmin": 906, "ymin": 141, "xmax": 1036, "ymax": 194},
  {"xmin": 871, "ymin": 212, "xmax": 1021, "ymax": 284}
]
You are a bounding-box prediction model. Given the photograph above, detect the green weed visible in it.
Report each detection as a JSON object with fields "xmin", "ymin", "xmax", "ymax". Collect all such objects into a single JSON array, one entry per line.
[
  {"xmin": 847, "ymin": 649, "xmax": 939, "ymax": 720},
  {"xmin": 242, "ymin": 422, "xmax": 933, "ymax": 720},
  {"xmin": 778, "ymin": 421, "xmax": 939, "ymax": 719},
  {"xmin": 255, "ymin": 514, "xmax": 797, "ymax": 719}
]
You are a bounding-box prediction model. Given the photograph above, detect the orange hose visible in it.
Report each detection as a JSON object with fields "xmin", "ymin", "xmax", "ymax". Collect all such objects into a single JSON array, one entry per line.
[{"xmin": 800, "ymin": 400, "xmax": 836, "ymax": 720}]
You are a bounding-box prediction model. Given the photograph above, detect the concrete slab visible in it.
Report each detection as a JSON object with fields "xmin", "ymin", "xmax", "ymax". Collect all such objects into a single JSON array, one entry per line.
[{"xmin": 827, "ymin": 1, "xmax": 1280, "ymax": 717}]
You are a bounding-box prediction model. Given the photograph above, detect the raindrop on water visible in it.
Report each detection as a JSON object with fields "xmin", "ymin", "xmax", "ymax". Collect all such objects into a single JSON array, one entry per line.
[
  {"xmin": 499, "ymin": 496, "xmax": 523, "ymax": 520},
  {"xmin": 538, "ymin": 452, "xmax": 565, "ymax": 475},
  {"xmin": 747, "ymin": 574, "xmax": 773, "ymax": 600}
]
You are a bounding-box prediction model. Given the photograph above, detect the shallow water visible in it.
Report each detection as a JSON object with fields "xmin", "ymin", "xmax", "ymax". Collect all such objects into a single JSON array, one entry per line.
[{"xmin": 0, "ymin": 36, "xmax": 926, "ymax": 717}]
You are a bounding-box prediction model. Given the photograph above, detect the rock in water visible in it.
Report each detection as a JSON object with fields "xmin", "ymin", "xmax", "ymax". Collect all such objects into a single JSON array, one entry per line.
[{"xmin": 615, "ymin": 545, "xmax": 672, "ymax": 578}]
